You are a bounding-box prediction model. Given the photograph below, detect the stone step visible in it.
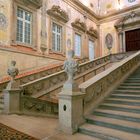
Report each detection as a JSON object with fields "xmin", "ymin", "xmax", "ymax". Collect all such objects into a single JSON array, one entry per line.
[
  {"xmin": 79, "ymin": 123, "xmax": 140, "ymax": 140},
  {"xmin": 0, "ymin": 104, "xmax": 4, "ymax": 108},
  {"xmin": 86, "ymin": 115, "xmax": 140, "ymax": 135},
  {"xmin": 99, "ymin": 104, "xmax": 140, "ymax": 114},
  {"xmin": 121, "ymin": 83, "xmax": 140, "ymax": 86},
  {"xmin": 111, "ymin": 93, "xmax": 140, "ymax": 98},
  {"xmin": 106, "ymin": 98, "xmax": 140, "ymax": 102},
  {"xmin": 113, "ymin": 90, "xmax": 140, "ymax": 95},
  {"xmin": 124, "ymin": 79, "xmax": 140, "ymax": 83},
  {"xmin": 110, "ymin": 95, "xmax": 140, "ymax": 100},
  {"xmin": 95, "ymin": 109, "xmax": 140, "ymax": 120},
  {"xmin": 118, "ymin": 86, "xmax": 140, "ymax": 90},
  {"xmin": 104, "ymin": 99, "xmax": 140, "ymax": 106},
  {"xmin": 93, "ymin": 111, "xmax": 140, "ymax": 123},
  {"xmin": 101, "ymin": 103, "xmax": 140, "ymax": 110}
]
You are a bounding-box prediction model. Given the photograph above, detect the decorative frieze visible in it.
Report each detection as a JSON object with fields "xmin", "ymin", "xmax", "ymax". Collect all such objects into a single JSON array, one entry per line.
[
  {"xmin": 87, "ymin": 27, "xmax": 98, "ymax": 39},
  {"xmin": 115, "ymin": 11, "xmax": 140, "ymax": 31},
  {"xmin": 47, "ymin": 5, "xmax": 69, "ymax": 23},
  {"xmin": 71, "ymin": 18, "xmax": 87, "ymax": 32}
]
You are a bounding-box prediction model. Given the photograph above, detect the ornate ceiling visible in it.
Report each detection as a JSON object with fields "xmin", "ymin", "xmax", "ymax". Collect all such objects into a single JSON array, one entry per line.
[{"xmin": 79, "ymin": 0, "xmax": 140, "ymax": 16}]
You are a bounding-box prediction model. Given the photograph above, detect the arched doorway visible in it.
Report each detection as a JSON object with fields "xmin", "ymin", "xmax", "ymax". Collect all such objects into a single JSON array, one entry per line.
[{"xmin": 125, "ymin": 28, "xmax": 140, "ymax": 52}]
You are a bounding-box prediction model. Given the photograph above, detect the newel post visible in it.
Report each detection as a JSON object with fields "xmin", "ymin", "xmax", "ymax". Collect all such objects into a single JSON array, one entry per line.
[
  {"xmin": 59, "ymin": 50, "xmax": 85, "ymax": 134},
  {"xmin": 3, "ymin": 60, "xmax": 21, "ymax": 114}
]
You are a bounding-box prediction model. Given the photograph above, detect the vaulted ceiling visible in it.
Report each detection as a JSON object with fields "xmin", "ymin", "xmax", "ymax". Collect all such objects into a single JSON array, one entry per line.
[{"xmin": 79, "ymin": 0, "xmax": 140, "ymax": 16}]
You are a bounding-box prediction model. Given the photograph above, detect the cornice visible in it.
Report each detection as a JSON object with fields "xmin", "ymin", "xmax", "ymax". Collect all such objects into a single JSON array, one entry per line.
[{"xmin": 15, "ymin": 0, "xmax": 42, "ymax": 9}]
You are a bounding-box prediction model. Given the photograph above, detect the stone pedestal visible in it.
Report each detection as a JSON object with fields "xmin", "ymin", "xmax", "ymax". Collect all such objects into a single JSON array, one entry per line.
[
  {"xmin": 59, "ymin": 83, "xmax": 85, "ymax": 134},
  {"xmin": 3, "ymin": 89, "xmax": 21, "ymax": 114}
]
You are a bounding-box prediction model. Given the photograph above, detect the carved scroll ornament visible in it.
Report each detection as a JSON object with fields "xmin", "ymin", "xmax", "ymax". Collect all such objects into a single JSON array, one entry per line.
[
  {"xmin": 87, "ymin": 27, "xmax": 98, "ymax": 39},
  {"xmin": 47, "ymin": 5, "xmax": 69, "ymax": 23},
  {"xmin": 71, "ymin": 18, "xmax": 87, "ymax": 32}
]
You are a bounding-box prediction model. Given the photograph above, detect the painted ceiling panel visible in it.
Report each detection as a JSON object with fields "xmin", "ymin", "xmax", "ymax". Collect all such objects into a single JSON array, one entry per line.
[{"xmin": 79, "ymin": 0, "xmax": 140, "ymax": 16}]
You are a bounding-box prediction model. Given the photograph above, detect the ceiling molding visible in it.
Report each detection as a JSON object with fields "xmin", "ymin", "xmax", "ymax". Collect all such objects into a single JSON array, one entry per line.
[
  {"xmin": 62, "ymin": 0, "xmax": 98, "ymax": 24},
  {"xmin": 63, "ymin": 0, "xmax": 140, "ymax": 25}
]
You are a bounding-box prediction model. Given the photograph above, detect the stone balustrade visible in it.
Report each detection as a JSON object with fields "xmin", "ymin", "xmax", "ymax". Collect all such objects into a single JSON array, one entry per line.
[
  {"xmin": 20, "ymin": 95, "xmax": 58, "ymax": 117},
  {"xmin": 0, "ymin": 58, "xmax": 88, "ymax": 92},
  {"xmin": 80, "ymin": 51, "xmax": 140, "ymax": 115},
  {"xmin": 21, "ymin": 55, "xmax": 111, "ymax": 98}
]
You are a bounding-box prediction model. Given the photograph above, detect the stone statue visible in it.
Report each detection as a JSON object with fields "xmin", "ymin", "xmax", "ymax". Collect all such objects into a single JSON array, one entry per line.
[
  {"xmin": 63, "ymin": 50, "xmax": 78, "ymax": 84},
  {"xmin": 6, "ymin": 60, "xmax": 19, "ymax": 90}
]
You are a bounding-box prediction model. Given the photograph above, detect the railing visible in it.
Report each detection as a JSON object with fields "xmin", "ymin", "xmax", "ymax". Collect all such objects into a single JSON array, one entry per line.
[
  {"xmin": 0, "ymin": 58, "xmax": 88, "ymax": 92},
  {"xmin": 21, "ymin": 55, "xmax": 111, "ymax": 98},
  {"xmin": 110, "ymin": 51, "xmax": 136, "ymax": 62},
  {"xmin": 80, "ymin": 51, "xmax": 140, "ymax": 115},
  {"xmin": 20, "ymin": 95, "xmax": 58, "ymax": 117}
]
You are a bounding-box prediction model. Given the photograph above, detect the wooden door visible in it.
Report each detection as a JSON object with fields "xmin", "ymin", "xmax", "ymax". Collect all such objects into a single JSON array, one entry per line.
[{"xmin": 125, "ymin": 28, "xmax": 140, "ymax": 52}]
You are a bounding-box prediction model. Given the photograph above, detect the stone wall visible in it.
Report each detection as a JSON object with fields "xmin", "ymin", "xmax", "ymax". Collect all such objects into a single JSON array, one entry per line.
[{"xmin": 0, "ymin": 48, "xmax": 61, "ymax": 77}]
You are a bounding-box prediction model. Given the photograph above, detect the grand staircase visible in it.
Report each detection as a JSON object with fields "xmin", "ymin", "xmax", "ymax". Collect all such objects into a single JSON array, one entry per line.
[{"xmin": 79, "ymin": 66, "xmax": 140, "ymax": 140}]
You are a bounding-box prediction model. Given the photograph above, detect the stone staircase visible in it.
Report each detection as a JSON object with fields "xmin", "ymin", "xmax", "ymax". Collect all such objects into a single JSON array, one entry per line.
[{"xmin": 79, "ymin": 66, "xmax": 140, "ymax": 140}]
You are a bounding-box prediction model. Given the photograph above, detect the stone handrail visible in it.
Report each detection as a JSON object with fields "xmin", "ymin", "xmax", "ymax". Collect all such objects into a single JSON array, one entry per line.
[
  {"xmin": 0, "ymin": 58, "xmax": 88, "ymax": 92},
  {"xmin": 80, "ymin": 51, "xmax": 140, "ymax": 115},
  {"xmin": 20, "ymin": 95, "xmax": 58, "ymax": 117},
  {"xmin": 110, "ymin": 51, "xmax": 136, "ymax": 62},
  {"xmin": 21, "ymin": 55, "xmax": 111, "ymax": 98}
]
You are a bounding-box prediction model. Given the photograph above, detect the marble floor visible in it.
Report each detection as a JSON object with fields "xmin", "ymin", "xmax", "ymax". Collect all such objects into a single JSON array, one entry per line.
[{"xmin": 0, "ymin": 114, "xmax": 98, "ymax": 140}]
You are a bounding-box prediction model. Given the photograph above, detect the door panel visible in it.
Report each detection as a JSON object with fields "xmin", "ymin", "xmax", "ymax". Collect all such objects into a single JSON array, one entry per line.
[{"xmin": 125, "ymin": 28, "xmax": 140, "ymax": 52}]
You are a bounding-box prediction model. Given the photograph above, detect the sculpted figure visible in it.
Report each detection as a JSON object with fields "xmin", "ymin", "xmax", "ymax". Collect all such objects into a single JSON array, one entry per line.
[
  {"xmin": 7, "ymin": 60, "xmax": 19, "ymax": 81},
  {"xmin": 63, "ymin": 50, "xmax": 78, "ymax": 83},
  {"xmin": 6, "ymin": 60, "xmax": 19, "ymax": 90}
]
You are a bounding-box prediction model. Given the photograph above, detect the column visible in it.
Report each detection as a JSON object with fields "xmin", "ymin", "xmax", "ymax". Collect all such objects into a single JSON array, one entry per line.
[
  {"xmin": 40, "ymin": 0, "xmax": 47, "ymax": 55},
  {"xmin": 97, "ymin": 24, "xmax": 101, "ymax": 57},
  {"xmin": 118, "ymin": 31, "xmax": 124, "ymax": 53}
]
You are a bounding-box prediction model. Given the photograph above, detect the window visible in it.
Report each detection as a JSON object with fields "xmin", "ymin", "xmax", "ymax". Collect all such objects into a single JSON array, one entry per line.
[
  {"xmin": 89, "ymin": 40, "xmax": 95, "ymax": 60},
  {"xmin": 16, "ymin": 8, "xmax": 32, "ymax": 44},
  {"xmin": 74, "ymin": 33, "xmax": 81, "ymax": 57},
  {"xmin": 52, "ymin": 23, "xmax": 62, "ymax": 52}
]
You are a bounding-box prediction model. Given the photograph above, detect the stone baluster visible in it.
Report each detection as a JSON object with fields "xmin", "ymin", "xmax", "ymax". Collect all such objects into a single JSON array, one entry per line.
[{"xmin": 59, "ymin": 50, "xmax": 85, "ymax": 134}]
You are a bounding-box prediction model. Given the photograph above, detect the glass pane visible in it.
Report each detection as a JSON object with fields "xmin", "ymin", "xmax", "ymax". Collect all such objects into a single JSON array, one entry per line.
[
  {"xmin": 17, "ymin": 8, "xmax": 23, "ymax": 18},
  {"xmin": 75, "ymin": 34, "xmax": 81, "ymax": 57}
]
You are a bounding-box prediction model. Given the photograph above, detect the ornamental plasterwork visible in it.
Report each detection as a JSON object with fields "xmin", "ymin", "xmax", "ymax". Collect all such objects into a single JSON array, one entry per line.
[
  {"xmin": 0, "ymin": 13, "xmax": 7, "ymax": 30},
  {"xmin": 87, "ymin": 27, "xmax": 98, "ymax": 39},
  {"xmin": 115, "ymin": 11, "xmax": 140, "ymax": 31},
  {"xmin": 47, "ymin": 5, "xmax": 69, "ymax": 23},
  {"xmin": 71, "ymin": 18, "xmax": 87, "ymax": 32}
]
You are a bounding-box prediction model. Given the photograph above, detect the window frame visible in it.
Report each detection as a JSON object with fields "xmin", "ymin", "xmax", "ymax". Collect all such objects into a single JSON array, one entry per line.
[
  {"xmin": 16, "ymin": 7, "xmax": 32, "ymax": 45},
  {"xmin": 74, "ymin": 33, "xmax": 82, "ymax": 57},
  {"xmin": 11, "ymin": 2, "xmax": 37, "ymax": 49},
  {"xmin": 52, "ymin": 22, "xmax": 63, "ymax": 52},
  {"xmin": 48, "ymin": 18, "xmax": 66, "ymax": 55}
]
